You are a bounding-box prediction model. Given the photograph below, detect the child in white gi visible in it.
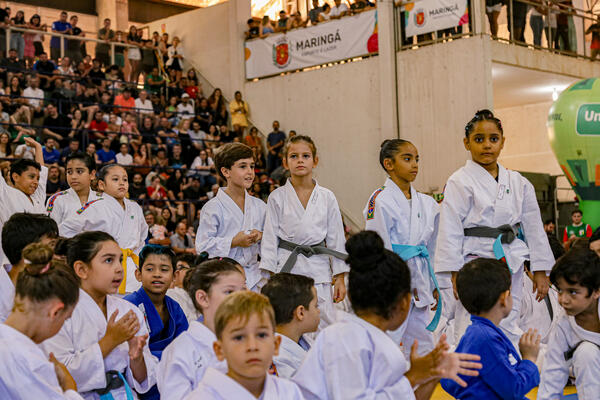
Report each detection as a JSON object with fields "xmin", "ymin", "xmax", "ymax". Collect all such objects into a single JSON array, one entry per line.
[
  {"xmin": 184, "ymin": 291, "xmax": 304, "ymax": 400},
  {"xmin": 157, "ymin": 258, "xmax": 246, "ymax": 399},
  {"xmin": 47, "ymin": 152, "xmax": 99, "ymax": 225},
  {"xmin": 0, "ymin": 242, "xmax": 82, "ymax": 399},
  {"xmin": 364, "ymin": 139, "xmax": 440, "ymax": 356},
  {"xmin": 261, "ymin": 272, "xmax": 320, "ymax": 378},
  {"xmin": 59, "ymin": 164, "xmax": 148, "ymax": 294},
  {"xmin": 166, "ymin": 253, "xmax": 202, "ymax": 324},
  {"xmin": 293, "ymin": 231, "xmax": 483, "ymax": 399},
  {"xmin": 260, "ymin": 135, "xmax": 348, "ymax": 328},
  {"xmin": 195, "ymin": 143, "xmax": 266, "ymax": 291},
  {"xmin": 42, "ymin": 231, "xmax": 157, "ymax": 399},
  {"xmin": 538, "ymin": 248, "xmax": 600, "ymax": 400},
  {"xmin": 434, "ymin": 109, "xmax": 554, "ymax": 348}
]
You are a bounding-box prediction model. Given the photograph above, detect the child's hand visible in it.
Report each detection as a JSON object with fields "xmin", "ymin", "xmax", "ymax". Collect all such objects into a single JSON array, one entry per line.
[
  {"xmin": 232, "ymin": 231, "xmax": 254, "ymax": 248},
  {"xmin": 105, "ymin": 310, "xmax": 140, "ymax": 346},
  {"xmin": 332, "ymin": 273, "xmax": 346, "ymax": 303},
  {"xmin": 249, "ymin": 229, "xmax": 263, "ymax": 243},
  {"xmin": 49, "ymin": 352, "xmax": 77, "ymax": 392},
  {"xmin": 532, "ymin": 271, "xmax": 550, "ymax": 301},
  {"xmin": 431, "ymin": 288, "xmax": 440, "ymax": 311},
  {"xmin": 519, "ymin": 328, "xmax": 541, "ymax": 362},
  {"xmin": 128, "ymin": 334, "xmax": 148, "ymax": 361}
]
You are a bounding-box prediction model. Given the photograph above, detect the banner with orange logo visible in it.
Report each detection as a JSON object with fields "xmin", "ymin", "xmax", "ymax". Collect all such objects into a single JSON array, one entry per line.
[
  {"xmin": 245, "ymin": 10, "xmax": 378, "ymax": 79},
  {"xmin": 403, "ymin": 0, "xmax": 468, "ymax": 37}
]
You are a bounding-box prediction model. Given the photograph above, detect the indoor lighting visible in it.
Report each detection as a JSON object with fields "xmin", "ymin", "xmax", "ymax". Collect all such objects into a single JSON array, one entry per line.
[{"xmin": 552, "ymin": 88, "xmax": 559, "ymax": 101}]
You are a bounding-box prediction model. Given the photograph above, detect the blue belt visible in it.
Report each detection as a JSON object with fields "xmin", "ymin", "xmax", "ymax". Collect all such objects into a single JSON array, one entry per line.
[
  {"xmin": 391, "ymin": 244, "xmax": 441, "ymax": 332},
  {"xmin": 97, "ymin": 371, "xmax": 134, "ymax": 400}
]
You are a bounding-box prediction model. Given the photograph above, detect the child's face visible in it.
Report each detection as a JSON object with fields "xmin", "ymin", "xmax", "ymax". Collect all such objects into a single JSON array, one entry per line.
[
  {"xmin": 174, "ymin": 261, "xmax": 191, "ymax": 288},
  {"xmin": 555, "ymin": 277, "xmax": 600, "ymax": 316},
  {"xmin": 463, "ymin": 120, "xmax": 505, "ymax": 167},
  {"xmin": 284, "ymin": 141, "xmax": 317, "ymax": 177},
  {"xmin": 13, "ymin": 166, "xmax": 40, "ymax": 195},
  {"xmin": 572, "ymin": 212, "xmax": 582, "ymax": 225},
  {"xmin": 303, "ymin": 287, "xmax": 321, "ymax": 333},
  {"xmin": 384, "ymin": 143, "xmax": 419, "ymax": 184},
  {"xmin": 197, "ymin": 272, "xmax": 246, "ymax": 317},
  {"xmin": 78, "ymin": 240, "xmax": 124, "ymax": 295},
  {"xmin": 214, "ymin": 311, "xmax": 281, "ymax": 382},
  {"xmin": 136, "ymin": 254, "xmax": 174, "ymax": 296},
  {"xmin": 98, "ymin": 166, "xmax": 129, "ymax": 199},
  {"xmin": 222, "ymin": 158, "xmax": 255, "ymax": 190},
  {"xmin": 66, "ymin": 159, "xmax": 94, "ymax": 193}
]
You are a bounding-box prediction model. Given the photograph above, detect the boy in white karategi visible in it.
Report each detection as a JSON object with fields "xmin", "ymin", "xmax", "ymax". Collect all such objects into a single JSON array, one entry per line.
[
  {"xmin": 184, "ymin": 291, "xmax": 303, "ymax": 400},
  {"xmin": 195, "ymin": 143, "xmax": 266, "ymax": 292},
  {"xmin": 538, "ymin": 248, "xmax": 600, "ymax": 400},
  {"xmin": 261, "ymin": 273, "xmax": 320, "ymax": 378}
]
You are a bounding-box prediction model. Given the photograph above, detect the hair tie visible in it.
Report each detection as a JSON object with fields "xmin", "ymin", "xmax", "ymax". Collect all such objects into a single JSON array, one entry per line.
[{"xmin": 39, "ymin": 263, "xmax": 51, "ymax": 274}]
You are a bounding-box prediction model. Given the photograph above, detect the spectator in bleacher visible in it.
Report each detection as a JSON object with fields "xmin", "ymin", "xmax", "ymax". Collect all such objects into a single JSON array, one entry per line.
[
  {"xmin": 139, "ymin": 115, "xmax": 157, "ymax": 145},
  {"xmin": 129, "ymin": 172, "xmax": 147, "ymax": 199},
  {"xmin": 0, "ymin": 7, "xmax": 10, "ymax": 56},
  {"xmin": 85, "ymin": 142, "xmax": 100, "ymax": 165},
  {"xmin": 6, "ymin": 75, "xmax": 31, "ymax": 125},
  {"xmin": 96, "ymin": 18, "xmax": 115, "ymax": 67},
  {"xmin": 183, "ymin": 177, "xmax": 208, "ymax": 215},
  {"xmin": 76, "ymin": 84, "xmax": 100, "ymax": 124},
  {"xmin": 246, "ymin": 18, "xmax": 260, "ymax": 39},
  {"xmin": 350, "ymin": 0, "xmax": 374, "ymax": 13},
  {"xmin": 97, "ymin": 91, "xmax": 113, "ymax": 114},
  {"xmin": 46, "ymin": 164, "xmax": 68, "ymax": 195},
  {"xmin": 309, "ymin": 0, "xmax": 323, "ymax": 25},
  {"xmin": 14, "ymin": 137, "xmax": 36, "ymax": 160},
  {"xmin": 319, "ymin": 4, "xmax": 331, "ymax": 21},
  {"xmin": 135, "ymin": 89, "xmax": 154, "ymax": 115},
  {"xmin": 50, "ymin": 11, "xmax": 72, "ymax": 62},
  {"xmin": 141, "ymin": 40, "xmax": 157, "ymax": 79},
  {"xmin": 219, "ymin": 123, "xmax": 235, "ymax": 143},
  {"xmin": 23, "ymin": 75, "xmax": 44, "ymax": 123},
  {"xmin": 266, "ymin": 120, "xmax": 286, "ymax": 174},
  {"xmin": 88, "ymin": 110, "xmax": 108, "ymax": 141},
  {"xmin": 260, "ymin": 15, "xmax": 276, "ymax": 37},
  {"xmin": 0, "ymin": 132, "xmax": 12, "ymax": 158},
  {"xmin": 25, "ymin": 14, "xmax": 46, "ymax": 66},
  {"xmin": 56, "ymin": 56, "xmax": 74, "ymax": 76},
  {"xmin": 330, "ymin": 0, "xmax": 350, "ymax": 19},
  {"xmin": 290, "ymin": 12, "xmax": 308, "ymax": 29},
  {"xmin": 230, "ymin": 90, "xmax": 249, "ymax": 137},
  {"xmin": 0, "ymin": 48, "xmax": 24, "ymax": 90},
  {"xmin": 169, "ymin": 143, "xmax": 187, "ymax": 168},
  {"xmin": 244, "ymin": 126, "xmax": 263, "ymax": 150},
  {"xmin": 184, "ymin": 70, "xmax": 201, "ymax": 96},
  {"xmin": 159, "ymin": 32, "xmax": 170, "ymax": 64},
  {"xmin": 166, "ymin": 36, "xmax": 185, "ymax": 82},
  {"xmin": 161, "ymin": 206, "xmax": 178, "ymax": 234},
  {"xmin": 170, "ymin": 221, "xmax": 196, "ymax": 255},
  {"xmin": 114, "ymin": 87, "xmax": 135, "ymax": 114},
  {"xmin": 147, "ymin": 174, "xmax": 168, "ymax": 203},
  {"xmin": 96, "ymin": 137, "xmax": 116, "ymax": 166},
  {"xmin": 276, "ymin": 10, "xmax": 290, "ymax": 32},
  {"xmin": 189, "ymin": 149, "xmax": 216, "ymax": 188},
  {"xmin": 188, "ymin": 120, "xmax": 206, "ymax": 153},
  {"xmin": 60, "ymin": 138, "xmax": 80, "ymax": 165},
  {"xmin": 33, "ymin": 52, "xmax": 59, "ymax": 90},
  {"xmin": 116, "ymin": 143, "xmax": 133, "ymax": 166},
  {"xmin": 67, "ymin": 15, "xmax": 85, "ymax": 64},
  {"xmin": 9, "ymin": 10, "xmax": 26, "ymax": 60},
  {"xmin": 87, "ymin": 58, "xmax": 105, "ymax": 87},
  {"xmin": 112, "ymin": 30, "xmax": 126, "ymax": 68},
  {"xmin": 42, "ymin": 137, "xmax": 61, "ymax": 165},
  {"xmin": 0, "ymin": 103, "xmax": 8, "ymax": 134},
  {"xmin": 126, "ymin": 25, "xmax": 142, "ymax": 83},
  {"xmin": 157, "ymin": 116, "xmax": 178, "ymax": 147},
  {"xmin": 205, "ymin": 124, "xmax": 220, "ymax": 150},
  {"xmin": 195, "ymin": 97, "xmax": 212, "ymax": 132},
  {"xmin": 153, "ymin": 147, "xmax": 170, "ymax": 168},
  {"xmin": 146, "ymin": 66, "xmax": 164, "ymax": 96},
  {"xmin": 177, "ymin": 93, "xmax": 195, "ymax": 120}
]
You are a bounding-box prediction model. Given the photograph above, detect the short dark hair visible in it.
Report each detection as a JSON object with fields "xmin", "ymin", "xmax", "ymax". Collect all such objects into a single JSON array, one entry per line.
[
  {"xmin": 214, "ymin": 143, "xmax": 254, "ymax": 180},
  {"xmin": 66, "ymin": 231, "xmax": 116, "ymax": 268},
  {"xmin": 261, "ymin": 273, "xmax": 315, "ymax": 325},
  {"xmin": 2, "ymin": 213, "xmax": 59, "ymax": 265},
  {"xmin": 465, "ymin": 109, "xmax": 503, "ymax": 138},
  {"xmin": 551, "ymin": 248, "xmax": 600, "ymax": 296},
  {"xmin": 544, "ymin": 219, "xmax": 554, "ymax": 225},
  {"xmin": 66, "ymin": 151, "xmax": 96, "ymax": 173},
  {"xmin": 175, "ymin": 253, "xmax": 196, "ymax": 269},
  {"xmin": 457, "ymin": 258, "xmax": 511, "ymax": 314},
  {"xmin": 10, "ymin": 159, "xmax": 41, "ymax": 184},
  {"xmin": 138, "ymin": 244, "xmax": 176, "ymax": 271},
  {"xmin": 571, "ymin": 209, "xmax": 583, "ymax": 216}
]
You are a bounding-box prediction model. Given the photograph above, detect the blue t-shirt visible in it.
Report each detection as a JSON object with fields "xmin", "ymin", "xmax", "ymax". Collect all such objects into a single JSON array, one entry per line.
[
  {"xmin": 96, "ymin": 148, "xmax": 116, "ymax": 164},
  {"xmin": 50, "ymin": 21, "xmax": 72, "ymax": 48},
  {"xmin": 267, "ymin": 131, "xmax": 286, "ymax": 147},
  {"xmin": 43, "ymin": 147, "xmax": 61, "ymax": 164},
  {"xmin": 441, "ymin": 315, "xmax": 539, "ymax": 400}
]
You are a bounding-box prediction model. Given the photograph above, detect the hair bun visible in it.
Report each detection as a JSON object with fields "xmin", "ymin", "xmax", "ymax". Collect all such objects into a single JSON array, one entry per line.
[
  {"xmin": 475, "ymin": 109, "xmax": 495, "ymax": 119},
  {"xmin": 380, "ymin": 140, "xmax": 392, "ymax": 149},
  {"xmin": 22, "ymin": 243, "xmax": 55, "ymax": 276},
  {"xmin": 345, "ymin": 231, "xmax": 385, "ymax": 273}
]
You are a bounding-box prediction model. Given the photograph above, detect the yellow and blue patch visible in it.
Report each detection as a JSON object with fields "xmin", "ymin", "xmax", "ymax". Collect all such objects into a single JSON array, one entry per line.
[
  {"xmin": 76, "ymin": 198, "xmax": 103, "ymax": 214},
  {"xmin": 366, "ymin": 186, "xmax": 385, "ymax": 220},
  {"xmin": 46, "ymin": 190, "xmax": 69, "ymax": 212}
]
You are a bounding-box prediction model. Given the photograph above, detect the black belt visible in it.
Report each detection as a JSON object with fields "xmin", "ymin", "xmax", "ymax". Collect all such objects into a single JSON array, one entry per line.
[{"xmin": 93, "ymin": 370, "xmax": 125, "ymax": 395}]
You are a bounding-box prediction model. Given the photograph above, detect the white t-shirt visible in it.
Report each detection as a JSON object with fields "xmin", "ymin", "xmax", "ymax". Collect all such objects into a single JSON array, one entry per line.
[
  {"xmin": 329, "ymin": 3, "xmax": 348, "ymax": 17},
  {"xmin": 23, "ymin": 87, "xmax": 44, "ymax": 108},
  {"xmin": 177, "ymin": 103, "xmax": 195, "ymax": 119},
  {"xmin": 14, "ymin": 144, "xmax": 35, "ymax": 160},
  {"xmin": 188, "ymin": 129, "xmax": 206, "ymax": 147},
  {"xmin": 116, "ymin": 153, "xmax": 133, "ymax": 166},
  {"xmin": 134, "ymin": 98, "xmax": 154, "ymax": 115}
]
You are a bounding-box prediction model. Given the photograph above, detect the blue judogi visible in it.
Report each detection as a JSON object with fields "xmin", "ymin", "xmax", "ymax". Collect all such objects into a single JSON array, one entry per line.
[
  {"xmin": 124, "ymin": 288, "xmax": 189, "ymax": 399},
  {"xmin": 441, "ymin": 315, "xmax": 539, "ymax": 400}
]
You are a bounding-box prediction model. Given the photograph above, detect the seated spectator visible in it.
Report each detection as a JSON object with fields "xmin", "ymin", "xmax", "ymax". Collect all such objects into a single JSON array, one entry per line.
[
  {"xmin": 145, "ymin": 211, "xmax": 170, "ymax": 245},
  {"xmin": 161, "ymin": 207, "xmax": 178, "ymax": 234},
  {"xmin": 157, "ymin": 117, "xmax": 178, "ymax": 147},
  {"xmin": 219, "ymin": 123, "xmax": 235, "ymax": 143},
  {"xmin": 42, "ymin": 137, "xmax": 61, "ymax": 165},
  {"xmin": 170, "ymin": 221, "xmax": 195, "ymax": 254},
  {"xmin": 46, "ymin": 164, "xmax": 68, "ymax": 195},
  {"xmin": 69, "ymin": 109, "xmax": 86, "ymax": 142},
  {"xmin": 87, "ymin": 58, "xmax": 105, "ymax": 87},
  {"xmin": 246, "ymin": 18, "xmax": 260, "ymax": 39},
  {"xmin": 166, "ymin": 168, "xmax": 185, "ymax": 200},
  {"xmin": 129, "ymin": 172, "xmax": 147, "ymax": 199},
  {"xmin": 195, "ymin": 97, "xmax": 213, "ymax": 132},
  {"xmin": 181, "ymin": 76, "xmax": 200, "ymax": 100},
  {"xmin": 114, "ymin": 87, "xmax": 136, "ymax": 114},
  {"xmin": 189, "ymin": 149, "xmax": 216, "ymax": 188},
  {"xmin": 104, "ymin": 65, "xmax": 122, "ymax": 92},
  {"xmin": 60, "ymin": 138, "xmax": 80, "ymax": 165},
  {"xmin": 146, "ymin": 67, "xmax": 165, "ymax": 95},
  {"xmin": 98, "ymin": 91, "xmax": 114, "ymax": 114},
  {"xmin": 290, "ymin": 12, "xmax": 307, "ymax": 29},
  {"xmin": 116, "ymin": 143, "xmax": 133, "ymax": 166},
  {"xmin": 177, "ymin": 93, "xmax": 195, "ymax": 120},
  {"xmin": 86, "ymin": 142, "xmax": 100, "ymax": 165},
  {"xmin": 183, "ymin": 177, "xmax": 208, "ymax": 216},
  {"xmin": 96, "ymin": 137, "xmax": 117, "ymax": 166},
  {"xmin": 244, "ymin": 126, "xmax": 263, "ymax": 149},
  {"xmin": 32, "ymin": 52, "xmax": 57, "ymax": 89},
  {"xmin": 5, "ymin": 76, "xmax": 31, "ymax": 125},
  {"xmin": 88, "ymin": 110, "xmax": 108, "ymax": 141},
  {"xmin": 260, "ymin": 15, "xmax": 276, "ymax": 36},
  {"xmin": 206, "ymin": 183, "xmax": 219, "ymax": 200},
  {"xmin": 23, "ymin": 76, "xmax": 45, "ymax": 121},
  {"xmin": 188, "ymin": 120, "xmax": 206, "ymax": 152},
  {"xmin": 153, "ymin": 147, "xmax": 170, "ymax": 168},
  {"xmin": 76, "ymin": 84, "xmax": 100, "ymax": 124},
  {"xmin": 229, "ymin": 91, "xmax": 249, "ymax": 136},
  {"xmin": 277, "ymin": 10, "xmax": 290, "ymax": 32},
  {"xmin": 309, "ymin": 0, "xmax": 323, "ymax": 25},
  {"xmin": 205, "ymin": 124, "xmax": 221, "ymax": 150},
  {"xmin": 135, "ymin": 89, "xmax": 154, "ymax": 115},
  {"xmin": 319, "ymin": 4, "xmax": 332, "ymax": 21},
  {"xmin": 147, "ymin": 175, "xmax": 168, "ymax": 203},
  {"xmin": 56, "ymin": 56, "xmax": 74, "ymax": 76},
  {"xmin": 0, "ymin": 132, "xmax": 12, "ymax": 158},
  {"xmin": 0, "ymin": 48, "xmax": 25, "ymax": 83},
  {"xmin": 14, "ymin": 139, "xmax": 36, "ymax": 160},
  {"xmin": 330, "ymin": 0, "xmax": 349, "ymax": 18},
  {"xmin": 42, "ymin": 102, "xmax": 71, "ymax": 148},
  {"xmin": 169, "ymin": 143, "xmax": 187, "ymax": 168}
]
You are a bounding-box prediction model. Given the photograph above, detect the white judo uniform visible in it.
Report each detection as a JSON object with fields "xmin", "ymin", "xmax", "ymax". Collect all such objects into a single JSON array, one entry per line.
[
  {"xmin": 293, "ymin": 311, "xmax": 415, "ymax": 400},
  {"xmin": 0, "ymin": 266, "xmax": 15, "ymax": 322},
  {"xmin": 272, "ymin": 334, "xmax": 311, "ymax": 379},
  {"xmin": 435, "ymin": 160, "xmax": 554, "ymax": 347},
  {"xmin": 0, "ymin": 323, "xmax": 84, "ymax": 400},
  {"xmin": 59, "ymin": 194, "xmax": 148, "ymax": 293},
  {"xmin": 195, "ymin": 188, "xmax": 266, "ymax": 291},
  {"xmin": 537, "ymin": 301, "xmax": 600, "ymax": 400},
  {"xmin": 157, "ymin": 320, "xmax": 227, "ymax": 400},
  {"xmin": 166, "ymin": 287, "xmax": 201, "ymax": 324},
  {"xmin": 364, "ymin": 179, "xmax": 439, "ymax": 355},
  {"xmin": 0, "ymin": 165, "xmax": 48, "ymax": 268},
  {"xmin": 41, "ymin": 289, "xmax": 158, "ymax": 400},
  {"xmin": 183, "ymin": 367, "xmax": 304, "ymax": 400},
  {"xmin": 46, "ymin": 187, "xmax": 101, "ymax": 226},
  {"xmin": 260, "ymin": 180, "xmax": 348, "ymax": 327}
]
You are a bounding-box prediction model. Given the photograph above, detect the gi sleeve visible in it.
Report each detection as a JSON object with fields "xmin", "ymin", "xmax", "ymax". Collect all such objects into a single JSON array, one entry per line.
[
  {"xmin": 32, "ymin": 166, "xmax": 48, "ymax": 207},
  {"xmin": 194, "ymin": 201, "xmax": 233, "ymax": 257},
  {"xmin": 10, "ymin": 358, "xmax": 85, "ymax": 400},
  {"xmin": 520, "ymin": 179, "xmax": 554, "ymax": 273},
  {"xmin": 156, "ymin": 340, "xmax": 199, "ymax": 400},
  {"xmin": 537, "ymin": 323, "xmax": 571, "ymax": 400},
  {"xmin": 125, "ymin": 306, "xmax": 158, "ymax": 394},
  {"xmin": 364, "ymin": 191, "xmax": 394, "ymax": 251},
  {"xmin": 326, "ymin": 192, "xmax": 348, "ymax": 276},
  {"xmin": 259, "ymin": 195, "xmax": 282, "ymax": 274}
]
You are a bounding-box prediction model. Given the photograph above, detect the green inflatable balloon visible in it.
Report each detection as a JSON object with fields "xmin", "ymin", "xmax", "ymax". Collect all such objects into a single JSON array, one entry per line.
[{"xmin": 547, "ymin": 78, "xmax": 600, "ymax": 230}]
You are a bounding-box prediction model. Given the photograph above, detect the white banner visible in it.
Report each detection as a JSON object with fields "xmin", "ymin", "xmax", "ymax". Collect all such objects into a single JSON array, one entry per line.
[
  {"xmin": 245, "ymin": 10, "xmax": 378, "ymax": 79},
  {"xmin": 403, "ymin": 0, "xmax": 468, "ymax": 37}
]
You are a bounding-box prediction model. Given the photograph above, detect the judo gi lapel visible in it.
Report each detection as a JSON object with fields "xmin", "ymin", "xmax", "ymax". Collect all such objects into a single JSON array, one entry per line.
[
  {"xmin": 216, "ymin": 188, "xmax": 244, "ymax": 227},
  {"xmin": 283, "ymin": 179, "xmax": 318, "ymax": 241},
  {"xmin": 385, "ymin": 178, "xmax": 411, "ymax": 244},
  {"xmin": 492, "ymin": 164, "xmax": 514, "ymax": 226},
  {"xmin": 132, "ymin": 288, "xmax": 164, "ymax": 342},
  {"xmin": 465, "ymin": 160, "xmax": 498, "ymax": 207},
  {"xmin": 203, "ymin": 367, "xmax": 257, "ymax": 399},
  {"xmin": 567, "ymin": 301, "xmax": 600, "ymax": 346}
]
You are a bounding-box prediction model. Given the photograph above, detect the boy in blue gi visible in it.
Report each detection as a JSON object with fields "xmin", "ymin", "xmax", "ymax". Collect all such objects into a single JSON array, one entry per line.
[
  {"xmin": 441, "ymin": 258, "xmax": 541, "ymax": 399},
  {"xmin": 124, "ymin": 244, "xmax": 189, "ymax": 400}
]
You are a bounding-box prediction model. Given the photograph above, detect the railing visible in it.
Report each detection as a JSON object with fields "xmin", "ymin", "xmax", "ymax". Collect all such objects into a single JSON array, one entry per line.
[{"xmin": 393, "ymin": 0, "xmax": 599, "ymax": 61}]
